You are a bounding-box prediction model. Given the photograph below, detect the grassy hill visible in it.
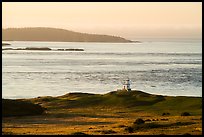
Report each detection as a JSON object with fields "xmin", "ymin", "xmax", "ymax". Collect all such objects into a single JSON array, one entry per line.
[
  {"xmin": 2, "ymin": 90, "xmax": 202, "ymax": 135},
  {"xmin": 2, "ymin": 27, "xmax": 133, "ymax": 43},
  {"xmin": 21, "ymin": 90, "xmax": 201, "ymax": 116},
  {"xmin": 3, "ymin": 90, "xmax": 202, "ymax": 115}
]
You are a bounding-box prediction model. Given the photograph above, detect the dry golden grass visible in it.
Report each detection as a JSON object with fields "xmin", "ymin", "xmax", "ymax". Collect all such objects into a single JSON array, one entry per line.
[
  {"xmin": 2, "ymin": 91, "xmax": 202, "ymax": 135},
  {"xmin": 2, "ymin": 107, "xmax": 202, "ymax": 135}
]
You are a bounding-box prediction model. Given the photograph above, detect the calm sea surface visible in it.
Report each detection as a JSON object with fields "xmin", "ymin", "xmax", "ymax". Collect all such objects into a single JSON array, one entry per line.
[{"xmin": 2, "ymin": 41, "xmax": 202, "ymax": 99}]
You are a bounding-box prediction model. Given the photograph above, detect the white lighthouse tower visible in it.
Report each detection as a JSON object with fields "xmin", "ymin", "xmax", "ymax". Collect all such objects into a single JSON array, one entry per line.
[{"xmin": 123, "ymin": 79, "xmax": 131, "ymax": 91}]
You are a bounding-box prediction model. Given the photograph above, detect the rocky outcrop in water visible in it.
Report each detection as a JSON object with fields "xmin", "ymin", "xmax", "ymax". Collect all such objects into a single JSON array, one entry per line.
[
  {"xmin": 2, "ymin": 43, "xmax": 11, "ymax": 46},
  {"xmin": 2, "ymin": 47, "xmax": 84, "ymax": 51},
  {"xmin": 25, "ymin": 47, "xmax": 52, "ymax": 50}
]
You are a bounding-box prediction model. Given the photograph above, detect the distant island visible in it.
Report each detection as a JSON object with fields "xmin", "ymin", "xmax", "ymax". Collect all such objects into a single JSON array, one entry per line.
[{"xmin": 2, "ymin": 27, "xmax": 137, "ymax": 43}]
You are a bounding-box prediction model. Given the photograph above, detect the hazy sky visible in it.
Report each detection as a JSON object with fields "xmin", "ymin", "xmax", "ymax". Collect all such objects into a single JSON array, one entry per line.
[{"xmin": 2, "ymin": 2, "xmax": 202, "ymax": 40}]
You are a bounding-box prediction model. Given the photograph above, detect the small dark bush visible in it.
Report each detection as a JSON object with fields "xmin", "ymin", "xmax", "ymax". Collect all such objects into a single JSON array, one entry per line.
[
  {"xmin": 125, "ymin": 121, "xmax": 196, "ymax": 133},
  {"xmin": 145, "ymin": 119, "xmax": 151, "ymax": 122},
  {"xmin": 125, "ymin": 126, "xmax": 134, "ymax": 133},
  {"xmin": 100, "ymin": 130, "xmax": 117, "ymax": 134},
  {"xmin": 71, "ymin": 132, "xmax": 88, "ymax": 135},
  {"xmin": 134, "ymin": 118, "xmax": 145, "ymax": 125},
  {"xmin": 174, "ymin": 122, "xmax": 182, "ymax": 125},
  {"xmin": 173, "ymin": 122, "xmax": 195, "ymax": 126},
  {"xmin": 118, "ymin": 124, "xmax": 127, "ymax": 128},
  {"xmin": 181, "ymin": 112, "xmax": 191, "ymax": 116},
  {"xmin": 160, "ymin": 118, "xmax": 168, "ymax": 121},
  {"xmin": 152, "ymin": 119, "xmax": 158, "ymax": 121},
  {"xmin": 183, "ymin": 133, "xmax": 191, "ymax": 135},
  {"xmin": 162, "ymin": 112, "xmax": 170, "ymax": 116},
  {"xmin": 133, "ymin": 123, "xmax": 161, "ymax": 130}
]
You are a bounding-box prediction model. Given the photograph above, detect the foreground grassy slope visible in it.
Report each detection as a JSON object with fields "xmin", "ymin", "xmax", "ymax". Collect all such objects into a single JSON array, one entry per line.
[{"xmin": 2, "ymin": 90, "xmax": 202, "ymax": 135}]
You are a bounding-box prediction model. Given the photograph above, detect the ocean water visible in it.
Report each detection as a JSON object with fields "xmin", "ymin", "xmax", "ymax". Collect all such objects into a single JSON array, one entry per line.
[{"xmin": 2, "ymin": 41, "xmax": 202, "ymax": 99}]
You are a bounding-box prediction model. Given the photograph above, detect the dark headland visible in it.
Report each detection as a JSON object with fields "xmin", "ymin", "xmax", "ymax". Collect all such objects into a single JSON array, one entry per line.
[
  {"xmin": 2, "ymin": 90, "xmax": 202, "ymax": 135},
  {"xmin": 2, "ymin": 42, "xmax": 11, "ymax": 46},
  {"xmin": 2, "ymin": 27, "xmax": 137, "ymax": 43}
]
